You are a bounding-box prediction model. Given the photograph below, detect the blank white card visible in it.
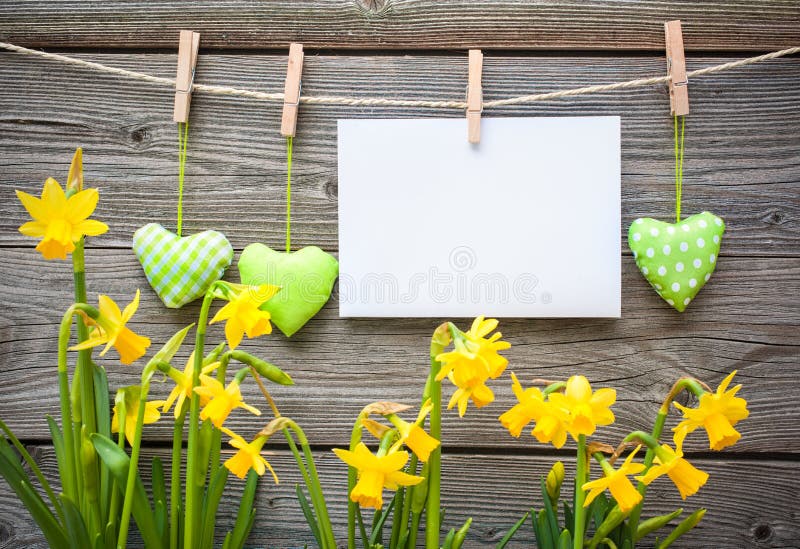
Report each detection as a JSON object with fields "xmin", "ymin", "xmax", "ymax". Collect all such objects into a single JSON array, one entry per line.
[{"xmin": 337, "ymin": 116, "xmax": 621, "ymax": 318}]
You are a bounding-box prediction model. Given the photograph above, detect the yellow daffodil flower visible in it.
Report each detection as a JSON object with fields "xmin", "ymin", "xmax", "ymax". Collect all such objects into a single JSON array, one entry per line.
[
  {"xmin": 162, "ymin": 352, "xmax": 220, "ymax": 418},
  {"xmin": 70, "ymin": 289, "xmax": 151, "ymax": 364},
  {"xmin": 499, "ymin": 373, "xmax": 570, "ymax": 448},
  {"xmin": 16, "ymin": 177, "xmax": 108, "ymax": 260},
  {"xmin": 582, "ymin": 446, "xmax": 645, "ymax": 513},
  {"xmin": 194, "ymin": 376, "xmax": 261, "ymax": 428},
  {"xmin": 447, "ymin": 376, "xmax": 495, "ymax": 417},
  {"xmin": 673, "ymin": 370, "xmax": 749, "ymax": 451},
  {"xmin": 435, "ymin": 316, "xmax": 510, "ymax": 387},
  {"xmin": 221, "ymin": 429, "xmax": 278, "ymax": 483},
  {"xmin": 111, "ymin": 386, "xmax": 166, "ymax": 445},
  {"xmin": 388, "ymin": 401, "xmax": 440, "ymax": 462},
  {"xmin": 333, "ymin": 443, "xmax": 424, "ymax": 509},
  {"xmin": 549, "ymin": 375, "xmax": 616, "ymax": 439},
  {"xmin": 210, "ymin": 283, "xmax": 281, "ymax": 349},
  {"xmin": 636, "ymin": 429, "xmax": 709, "ymax": 499}
]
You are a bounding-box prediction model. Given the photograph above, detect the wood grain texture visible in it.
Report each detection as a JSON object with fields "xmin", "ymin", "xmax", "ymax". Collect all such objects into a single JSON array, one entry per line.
[
  {"xmin": 0, "ymin": 447, "xmax": 796, "ymax": 548},
  {"xmin": 1, "ymin": 1, "xmax": 800, "ymax": 50},
  {"xmin": 1, "ymin": 54, "xmax": 798, "ymax": 253},
  {"xmin": 0, "ymin": 248, "xmax": 797, "ymax": 453}
]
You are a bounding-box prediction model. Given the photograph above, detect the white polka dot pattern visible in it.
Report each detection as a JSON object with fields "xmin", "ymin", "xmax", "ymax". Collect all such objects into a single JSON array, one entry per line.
[{"xmin": 628, "ymin": 211, "xmax": 725, "ymax": 312}]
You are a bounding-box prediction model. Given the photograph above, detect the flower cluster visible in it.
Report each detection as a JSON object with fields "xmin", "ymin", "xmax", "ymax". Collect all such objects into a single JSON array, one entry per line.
[
  {"xmin": 334, "ymin": 401, "xmax": 439, "ymax": 509},
  {"xmin": 435, "ymin": 316, "xmax": 510, "ymax": 416},
  {"xmin": 500, "ymin": 373, "xmax": 615, "ymax": 449}
]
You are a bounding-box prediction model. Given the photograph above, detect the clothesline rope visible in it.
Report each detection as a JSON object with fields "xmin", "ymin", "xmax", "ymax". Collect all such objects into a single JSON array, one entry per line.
[{"xmin": 1, "ymin": 41, "xmax": 798, "ymax": 109}]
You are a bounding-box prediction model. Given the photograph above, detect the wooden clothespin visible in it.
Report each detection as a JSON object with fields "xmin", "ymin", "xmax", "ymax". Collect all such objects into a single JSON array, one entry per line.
[
  {"xmin": 173, "ymin": 30, "xmax": 200, "ymax": 123},
  {"xmin": 281, "ymin": 43, "xmax": 305, "ymax": 137},
  {"xmin": 664, "ymin": 20, "xmax": 689, "ymax": 116},
  {"xmin": 466, "ymin": 49, "xmax": 483, "ymax": 144}
]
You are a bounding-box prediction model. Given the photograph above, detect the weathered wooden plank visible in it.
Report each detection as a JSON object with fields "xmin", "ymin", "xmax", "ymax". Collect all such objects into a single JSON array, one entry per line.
[
  {"xmin": 1, "ymin": 54, "xmax": 798, "ymax": 254},
  {"xmin": 0, "ymin": 248, "xmax": 796, "ymax": 453},
  {"xmin": 0, "ymin": 447, "xmax": 797, "ymax": 547},
  {"xmin": 1, "ymin": 1, "xmax": 799, "ymax": 50}
]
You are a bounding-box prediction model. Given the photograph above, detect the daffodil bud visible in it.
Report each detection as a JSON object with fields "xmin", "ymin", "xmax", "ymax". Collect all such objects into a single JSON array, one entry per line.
[
  {"xmin": 66, "ymin": 148, "xmax": 83, "ymax": 194},
  {"xmin": 546, "ymin": 461, "xmax": 565, "ymax": 505}
]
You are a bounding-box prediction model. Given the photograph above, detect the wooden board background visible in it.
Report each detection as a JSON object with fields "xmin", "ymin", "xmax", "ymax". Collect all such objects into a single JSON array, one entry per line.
[{"xmin": 0, "ymin": 2, "xmax": 799, "ymax": 547}]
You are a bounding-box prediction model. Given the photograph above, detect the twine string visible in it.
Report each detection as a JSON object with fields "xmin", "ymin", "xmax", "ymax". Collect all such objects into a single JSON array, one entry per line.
[{"xmin": 0, "ymin": 41, "xmax": 797, "ymax": 109}]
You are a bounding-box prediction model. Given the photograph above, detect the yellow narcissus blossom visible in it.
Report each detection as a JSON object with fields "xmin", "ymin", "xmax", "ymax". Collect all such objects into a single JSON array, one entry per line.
[
  {"xmin": 549, "ymin": 375, "xmax": 616, "ymax": 439},
  {"xmin": 111, "ymin": 386, "xmax": 166, "ymax": 445},
  {"xmin": 435, "ymin": 316, "xmax": 510, "ymax": 387},
  {"xmin": 499, "ymin": 373, "xmax": 570, "ymax": 448},
  {"xmin": 673, "ymin": 370, "xmax": 749, "ymax": 451},
  {"xmin": 71, "ymin": 290, "xmax": 151, "ymax": 364},
  {"xmin": 162, "ymin": 352, "xmax": 220, "ymax": 418},
  {"xmin": 389, "ymin": 401, "xmax": 440, "ymax": 462},
  {"xmin": 636, "ymin": 429, "xmax": 709, "ymax": 499},
  {"xmin": 333, "ymin": 443, "xmax": 424, "ymax": 509},
  {"xmin": 194, "ymin": 376, "xmax": 261, "ymax": 428},
  {"xmin": 582, "ymin": 446, "xmax": 645, "ymax": 513},
  {"xmin": 447, "ymin": 377, "xmax": 495, "ymax": 417},
  {"xmin": 222, "ymin": 429, "xmax": 278, "ymax": 483},
  {"xmin": 16, "ymin": 177, "xmax": 108, "ymax": 260},
  {"xmin": 210, "ymin": 283, "xmax": 280, "ymax": 350}
]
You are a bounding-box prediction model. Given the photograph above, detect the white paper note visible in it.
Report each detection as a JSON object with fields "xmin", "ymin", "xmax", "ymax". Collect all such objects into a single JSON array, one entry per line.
[{"xmin": 337, "ymin": 116, "xmax": 621, "ymax": 318}]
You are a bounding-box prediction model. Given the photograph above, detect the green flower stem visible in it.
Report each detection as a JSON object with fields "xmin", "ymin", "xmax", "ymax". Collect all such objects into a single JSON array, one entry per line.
[
  {"xmin": 347, "ymin": 414, "xmax": 365, "ymax": 549},
  {"xmin": 407, "ymin": 507, "xmax": 422, "ymax": 549},
  {"xmin": 184, "ymin": 289, "xmax": 216, "ymax": 549},
  {"xmin": 170, "ymin": 405, "xmax": 188, "ymax": 549},
  {"xmin": 72, "ymin": 239, "xmax": 97, "ymax": 436},
  {"xmin": 283, "ymin": 419, "xmax": 336, "ymax": 549},
  {"xmin": 629, "ymin": 377, "xmax": 705, "ymax": 531},
  {"xmin": 573, "ymin": 434, "xmax": 588, "ymax": 549},
  {"xmin": 425, "ymin": 323, "xmax": 450, "ymax": 549},
  {"xmin": 107, "ymin": 398, "xmax": 126, "ymax": 542},
  {"xmin": 118, "ymin": 361, "xmax": 169, "ymax": 549},
  {"xmin": 57, "ymin": 303, "xmax": 99, "ymax": 503}
]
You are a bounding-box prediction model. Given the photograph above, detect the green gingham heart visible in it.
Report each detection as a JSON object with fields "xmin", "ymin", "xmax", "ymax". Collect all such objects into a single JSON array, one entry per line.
[
  {"xmin": 133, "ymin": 223, "xmax": 233, "ymax": 308},
  {"xmin": 628, "ymin": 211, "xmax": 725, "ymax": 312}
]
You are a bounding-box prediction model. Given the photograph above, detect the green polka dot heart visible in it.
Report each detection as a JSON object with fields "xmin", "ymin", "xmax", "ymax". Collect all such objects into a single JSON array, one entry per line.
[
  {"xmin": 628, "ymin": 212, "xmax": 725, "ymax": 312},
  {"xmin": 133, "ymin": 223, "xmax": 233, "ymax": 309}
]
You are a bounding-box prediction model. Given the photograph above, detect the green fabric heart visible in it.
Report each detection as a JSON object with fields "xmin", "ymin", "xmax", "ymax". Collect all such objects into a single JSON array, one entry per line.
[
  {"xmin": 628, "ymin": 212, "xmax": 725, "ymax": 312},
  {"xmin": 237, "ymin": 243, "xmax": 339, "ymax": 337},
  {"xmin": 132, "ymin": 223, "xmax": 233, "ymax": 309}
]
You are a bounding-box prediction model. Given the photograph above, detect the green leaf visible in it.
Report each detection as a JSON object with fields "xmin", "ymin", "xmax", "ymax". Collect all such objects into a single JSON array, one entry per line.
[
  {"xmin": 562, "ymin": 502, "xmax": 574, "ymax": 537},
  {"xmin": 92, "ymin": 364, "xmax": 112, "ymax": 522},
  {"xmin": 90, "ymin": 433, "xmax": 162, "ymax": 549},
  {"xmin": 442, "ymin": 527, "xmax": 456, "ymax": 549},
  {"xmin": 588, "ymin": 505, "xmax": 627, "ymax": 549},
  {"xmin": 227, "ymin": 350, "xmax": 294, "ymax": 385},
  {"xmin": 557, "ymin": 529, "xmax": 572, "ymax": 549},
  {"xmin": 496, "ymin": 510, "xmax": 530, "ymax": 548},
  {"xmin": 0, "ymin": 439, "xmax": 68, "ymax": 548},
  {"xmin": 537, "ymin": 509, "xmax": 554, "ymax": 549},
  {"xmin": 452, "ymin": 517, "xmax": 472, "ymax": 549},
  {"xmin": 635, "ymin": 509, "xmax": 683, "ymax": 542},
  {"xmin": 296, "ymin": 484, "xmax": 323, "ymax": 548},
  {"xmin": 369, "ymin": 492, "xmax": 397, "ymax": 546},
  {"xmin": 540, "ymin": 477, "xmax": 560, "ymax": 543},
  {"xmin": 153, "ymin": 324, "xmax": 194, "ymax": 365},
  {"xmin": 591, "ymin": 491, "xmax": 609, "ymax": 531},
  {"xmin": 229, "ymin": 469, "xmax": 259, "ymax": 549},
  {"xmin": 656, "ymin": 509, "xmax": 706, "ymax": 548},
  {"xmin": 151, "ymin": 457, "xmax": 167, "ymax": 509},
  {"xmin": 200, "ymin": 467, "xmax": 229, "ymax": 549},
  {"xmin": 531, "ymin": 508, "xmax": 542, "ymax": 548},
  {"xmin": 60, "ymin": 495, "xmax": 91, "ymax": 549}
]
